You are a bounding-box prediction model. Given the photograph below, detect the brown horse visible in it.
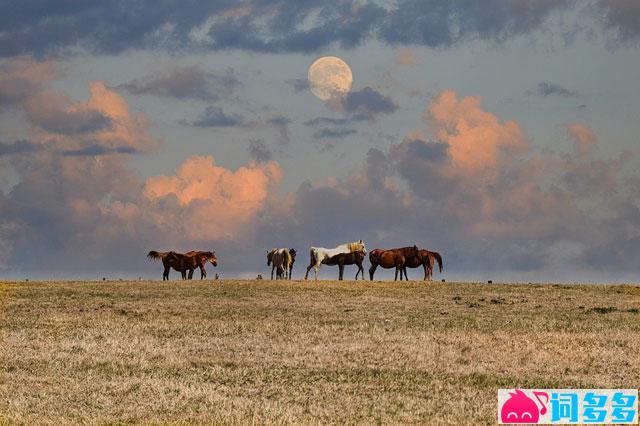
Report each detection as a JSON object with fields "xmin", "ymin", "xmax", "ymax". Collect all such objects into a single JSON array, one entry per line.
[
  {"xmin": 184, "ymin": 250, "xmax": 218, "ymax": 279},
  {"xmin": 147, "ymin": 250, "xmax": 217, "ymax": 280},
  {"xmin": 147, "ymin": 251, "xmax": 197, "ymax": 280},
  {"xmin": 403, "ymin": 249, "xmax": 443, "ymax": 280},
  {"xmin": 368, "ymin": 246, "xmax": 420, "ymax": 281},
  {"xmin": 323, "ymin": 251, "xmax": 366, "ymax": 280}
]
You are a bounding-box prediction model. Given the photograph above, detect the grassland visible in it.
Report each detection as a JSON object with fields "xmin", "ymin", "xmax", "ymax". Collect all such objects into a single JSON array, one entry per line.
[{"xmin": 0, "ymin": 279, "xmax": 638, "ymax": 424}]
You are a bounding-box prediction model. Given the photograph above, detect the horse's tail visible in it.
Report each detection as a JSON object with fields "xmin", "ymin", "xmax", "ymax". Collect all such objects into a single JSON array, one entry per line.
[
  {"xmin": 368, "ymin": 250, "xmax": 379, "ymax": 265},
  {"xmin": 309, "ymin": 248, "xmax": 317, "ymax": 266},
  {"xmin": 285, "ymin": 249, "xmax": 292, "ymax": 267},
  {"xmin": 147, "ymin": 251, "xmax": 162, "ymax": 261},
  {"xmin": 432, "ymin": 251, "xmax": 443, "ymax": 273}
]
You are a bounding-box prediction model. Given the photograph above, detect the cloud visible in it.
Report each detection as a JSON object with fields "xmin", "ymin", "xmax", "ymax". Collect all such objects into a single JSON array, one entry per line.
[
  {"xmin": 26, "ymin": 92, "xmax": 113, "ymax": 135},
  {"xmin": 312, "ymin": 128, "xmax": 357, "ymax": 140},
  {"xmin": 0, "ymin": 57, "xmax": 57, "ymax": 109},
  {"xmin": 0, "ymin": 140, "xmax": 41, "ymax": 156},
  {"xmin": 247, "ymin": 140, "xmax": 272, "ymax": 163},
  {"xmin": 60, "ymin": 145, "xmax": 138, "ymax": 157},
  {"xmin": 566, "ymin": 122, "xmax": 596, "ymax": 155},
  {"xmin": 426, "ymin": 90, "xmax": 527, "ymax": 175},
  {"xmin": 0, "ymin": 0, "xmax": 594, "ymax": 58},
  {"xmin": 266, "ymin": 116, "xmax": 291, "ymax": 145},
  {"xmin": 394, "ymin": 48, "xmax": 417, "ymax": 66},
  {"xmin": 535, "ymin": 81, "xmax": 580, "ymax": 98},
  {"xmin": 343, "ymin": 87, "xmax": 398, "ymax": 120},
  {"xmin": 143, "ymin": 155, "xmax": 282, "ymax": 241},
  {"xmin": 596, "ymin": 0, "xmax": 640, "ymax": 45},
  {"xmin": 188, "ymin": 106, "xmax": 245, "ymax": 127},
  {"xmin": 378, "ymin": 0, "xmax": 571, "ymax": 47},
  {"xmin": 117, "ymin": 65, "xmax": 239, "ymax": 101},
  {"xmin": 304, "ymin": 117, "xmax": 351, "ymax": 127},
  {"xmin": 286, "ymin": 78, "xmax": 310, "ymax": 93}
]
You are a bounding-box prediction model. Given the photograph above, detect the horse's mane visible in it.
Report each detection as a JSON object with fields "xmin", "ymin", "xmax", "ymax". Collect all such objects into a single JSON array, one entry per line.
[{"xmin": 346, "ymin": 241, "xmax": 362, "ymax": 252}]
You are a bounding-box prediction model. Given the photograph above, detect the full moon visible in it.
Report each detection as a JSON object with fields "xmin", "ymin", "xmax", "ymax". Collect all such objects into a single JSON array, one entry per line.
[{"xmin": 308, "ymin": 56, "xmax": 353, "ymax": 101}]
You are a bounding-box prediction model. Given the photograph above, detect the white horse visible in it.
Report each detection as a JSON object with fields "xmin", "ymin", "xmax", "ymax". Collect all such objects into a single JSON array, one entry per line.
[
  {"xmin": 304, "ymin": 240, "xmax": 367, "ymax": 280},
  {"xmin": 267, "ymin": 248, "xmax": 293, "ymax": 280}
]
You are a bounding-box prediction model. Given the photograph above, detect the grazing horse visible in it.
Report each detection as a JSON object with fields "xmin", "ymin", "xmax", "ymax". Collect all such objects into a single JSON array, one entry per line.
[
  {"xmin": 147, "ymin": 251, "xmax": 197, "ymax": 280},
  {"xmin": 368, "ymin": 245, "xmax": 420, "ymax": 281},
  {"xmin": 184, "ymin": 250, "xmax": 218, "ymax": 279},
  {"xmin": 267, "ymin": 248, "xmax": 293, "ymax": 279},
  {"xmin": 323, "ymin": 251, "xmax": 366, "ymax": 280},
  {"xmin": 304, "ymin": 240, "xmax": 367, "ymax": 280},
  {"xmin": 403, "ymin": 249, "xmax": 443, "ymax": 281}
]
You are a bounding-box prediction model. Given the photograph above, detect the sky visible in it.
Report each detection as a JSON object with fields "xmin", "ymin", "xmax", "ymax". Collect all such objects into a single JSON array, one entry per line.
[{"xmin": 1, "ymin": 0, "xmax": 639, "ymax": 282}]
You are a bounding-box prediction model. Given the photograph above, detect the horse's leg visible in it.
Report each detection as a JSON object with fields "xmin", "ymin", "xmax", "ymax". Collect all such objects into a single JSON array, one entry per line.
[
  {"xmin": 201, "ymin": 264, "xmax": 206, "ymax": 279},
  {"xmin": 338, "ymin": 264, "xmax": 343, "ymax": 280},
  {"xmin": 314, "ymin": 262, "xmax": 320, "ymax": 281},
  {"xmin": 304, "ymin": 263, "xmax": 313, "ymax": 280},
  {"xmin": 403, "ymin": 266, "xmax": 409, "ymax": 281},
  {"xmin": 394, "ymin": 267, "xmax": 399, "ymax": 281},
  {"xmin": 369, "ymin": 263, "xmax": 377, "ymax": 281}
]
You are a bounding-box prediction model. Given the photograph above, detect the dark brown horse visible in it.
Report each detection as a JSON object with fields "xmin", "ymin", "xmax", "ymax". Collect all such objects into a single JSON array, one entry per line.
[
  {"xmin": 368, "ymin": 246, "xmax": 420, "ymax": 281},
  {"xmin": 147, "ymin": 251, "xmax": 197, "ymax": 280},
  {"xmin": 323, "ymin": 251, "xmax": 366, "ymax": 280},
  {"xmin": 184, "ymin": 250, "xmax": 218, "ymax": 279},
  {"xmin": 147, "ymin": 250, "xmax": 217, "ymax": 280},
  {"xmin": 403, "ymin": 249, "xmax": 443, "ymax": 280}
]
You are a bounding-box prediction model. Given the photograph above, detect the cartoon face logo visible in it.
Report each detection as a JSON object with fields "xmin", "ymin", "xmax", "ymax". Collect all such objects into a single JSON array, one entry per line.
[{"xmin": 501, "ymin": 390, "xmax": 548, "ymax": 424}]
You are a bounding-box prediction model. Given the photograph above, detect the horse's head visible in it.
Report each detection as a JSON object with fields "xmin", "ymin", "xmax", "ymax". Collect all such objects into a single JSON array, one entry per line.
[
  {"xmin": 289, "ymin": 248, "xmax": 297, "ymax": 261},
  {"xmin": 208, "ymin": 251, "xmax": 218, "ymax": 267},
  {"xmin": 267, "ymin": 249, "xmax": 273, "ymax": 266},
  {"xmin": 359, "ymin": 239, "xmax": 367, "ymax": 255}
]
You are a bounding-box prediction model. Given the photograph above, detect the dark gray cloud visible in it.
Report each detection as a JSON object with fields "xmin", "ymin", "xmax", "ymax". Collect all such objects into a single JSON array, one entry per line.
[
  {"xmin": 534, "ymin": 81, "xmax": 579, "ymax": 98},
  {"xmin": 0, "ymin": 140, "xmax": 41, "ymax": 156},
  {"xmin": 4, "ymin": 0, "xmax": 624, "ymax": 59},
  {"xmin": 117, "ymin": 65, "xmax": 239, "ymax": 101},
  {"xmin": 267, "ymin": 116, "xmax": 291, "ymax": 145},
  {"xmin": 312, "ymin": 128, "xmax": 357, "ymax": 140},
  {"xmin": 343, "ymin": 87, "xmax": 398, "ymax": 120},
  {"xmin": 61, "ymin": 145, "xmax": 138, "ymax": 157},
  {"xmin": 188, "ymin": 106, "xmax": 244, "ymax": 127},
  {"xmin": 247, "ymin": 140, "xmax": 272, "ymax": 163},
  {"xmin": 304, "ymin": 117, "xmax": 350, "ymax": 127},
  {"xmin": 29, "ymin": 108, "xmax": 112, "ymax": 135},
  {"xmin": 286, "ymin": 78, "xmax": 310, "ymax": 93},
  {"xmin": 379, "ymin": 0, "xmax": 571, "ymax": 47},
  {"xmin": 596, "ymin": 0, "xmax": 640, "ymax": 45}
]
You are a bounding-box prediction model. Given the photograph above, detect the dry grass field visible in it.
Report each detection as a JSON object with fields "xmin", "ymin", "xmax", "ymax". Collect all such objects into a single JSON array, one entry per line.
[{"xmin": 0, "ymin": 279, "xmax": 638, "ymax": 425}]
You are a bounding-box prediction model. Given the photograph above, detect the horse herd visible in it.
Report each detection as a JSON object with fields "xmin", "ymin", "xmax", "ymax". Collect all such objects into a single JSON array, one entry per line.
[{"xmin": 148, "ymin": 241, "xmax": 443, "ymax": 282}]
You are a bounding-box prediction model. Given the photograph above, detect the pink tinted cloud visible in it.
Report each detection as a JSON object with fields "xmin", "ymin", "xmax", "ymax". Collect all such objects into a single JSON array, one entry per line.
[
  {"xmin": 566, "ymin": 122, "xmax": 596, "ymax": 156},
  {"xmin": 426, "ymin": 90, "xmax": 528, "ymax": 177},
  {"xmin": 144, "ymin": 155, "xmax": 282, "ymax": 240}
]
